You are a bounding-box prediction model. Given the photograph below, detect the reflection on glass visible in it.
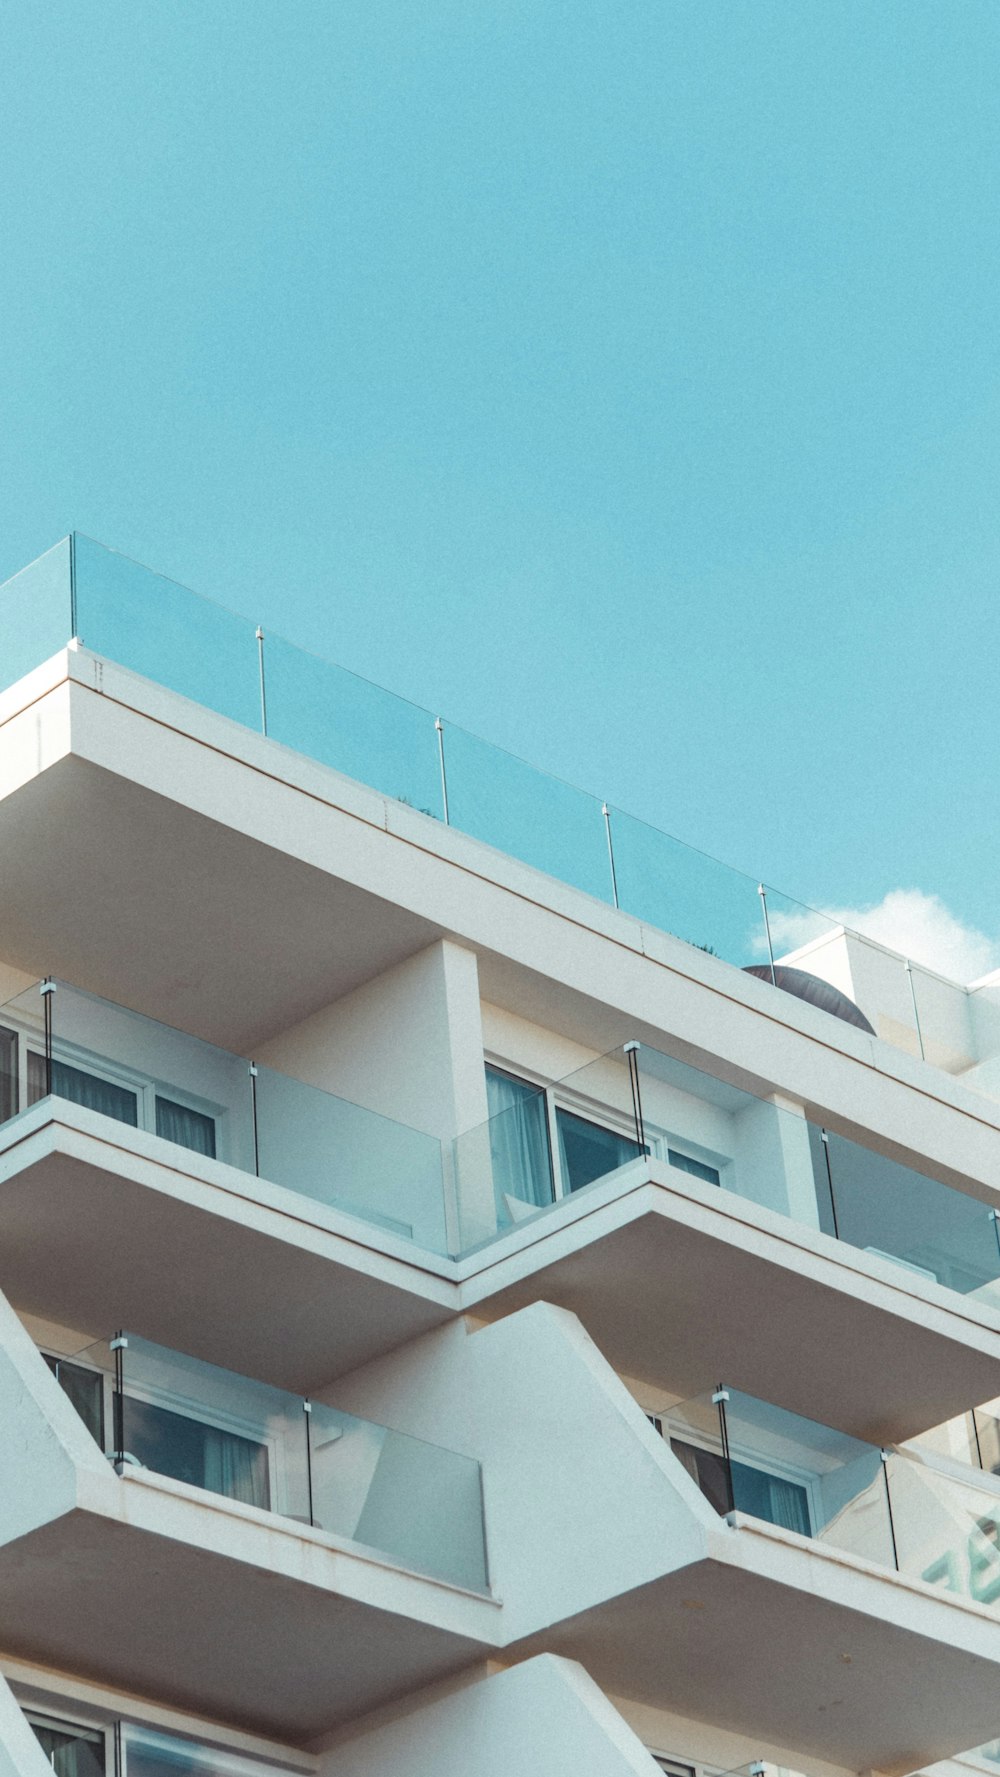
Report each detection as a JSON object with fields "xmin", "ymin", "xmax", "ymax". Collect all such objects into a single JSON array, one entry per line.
[
  {"xmin": 29, "ymin": 1052, "xmax": 139, "ymax": 1128},
  {"xmin": 0, "ymin": 537, "xmax": 73, "ymax": 694},
  {"xmin": 122, "ymin": 1395, "xmax": 270, "ymax": 1510},
  {"xmin": 73, "ymin": 536, "xmax": 261, "ymax": 731},
  {"xmin": 43, "ymin": 1353, "xmax": 105, "ymax": 1448},
  {"xmin": 445, "ymin": 725, "xmax": 611, "ymax": 901},
  {"xmin": 264, "ymin": 633, "xmax": 443, "ymax": 817},
  {"xmin": 555, "ymin": 1106, "xmax": 643, "ymax": 1193},
  {"xmin": 484, "ymin": 1065, "xmax": 553, "ymax": 1217},
  {"xmin": 29, "ymin": 1718, "xmax": 105, "ymax": 1777}
]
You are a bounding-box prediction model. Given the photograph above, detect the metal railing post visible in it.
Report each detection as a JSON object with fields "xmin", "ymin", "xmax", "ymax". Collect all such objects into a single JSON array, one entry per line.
[
  {"xmin": 602, "ymin": 803, "xmax": 620, "ymax": 908},
  {"xmin": 435, "ymin": 717, "xmax": 450, "ymax": 824},
  {"xmin": 757, "ymin": 884, "xmax": 776, "ymax": 986}
]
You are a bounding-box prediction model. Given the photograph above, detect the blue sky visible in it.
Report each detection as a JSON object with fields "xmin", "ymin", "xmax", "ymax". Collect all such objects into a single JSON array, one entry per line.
[{"xmin": 1, "ymin": 3, "xmax": 999, "ymax": 972}]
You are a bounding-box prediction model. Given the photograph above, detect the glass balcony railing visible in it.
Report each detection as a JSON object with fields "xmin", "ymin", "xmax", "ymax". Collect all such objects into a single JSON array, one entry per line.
[
  {"xmin": 8, "ymin": 969, "xmax": 1000, "ymax": 1289},
  {"xmin": 0, "ymin": 976, "xmax": 451, "ymax": 1255},
  {"xmin": 42, "ymin": 1329, "xmax": 488, "ymax": 1592},
  {"xmin": 26, "ymin": 1713, "xmax": 303, "ymax": 1777},
  {"xmin": 0, "ymin": 534, "xmax": 876, "ymax": 1037},
  {"xmin": 659, "ymin": 1385, "xmax": 1000, "ymax": 1609},
  {"xmin": 454, "ymin": 1039, "xmax": 1000, "ymax": 1302}
]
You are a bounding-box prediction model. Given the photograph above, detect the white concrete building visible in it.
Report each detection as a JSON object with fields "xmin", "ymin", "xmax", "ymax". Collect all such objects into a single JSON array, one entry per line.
[{"xmin": 2, "ymin": 535, "xmax": 1000, "ymax": 1777}]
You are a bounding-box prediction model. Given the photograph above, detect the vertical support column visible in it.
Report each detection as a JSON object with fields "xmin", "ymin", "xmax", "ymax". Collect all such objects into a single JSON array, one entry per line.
[
  {"xmin": 113, "ymin": 1721, "xmax": 123, "ymax": 1777},
  {"xmin": 601, "ymin": 803, "xmax": 620, "ymax": 909},
  {"xmin": 435, "ymin": 717, "xmax": 450, "ymax": 825},
  {"xmin": 904, "ymin": 959, "xmax": 926, "ymax": 1060},
  {"xmin": 248, "ymin": 1062, "xmax": 260, "ymax": 1176},
  {"xmin": 624, "ymin": 1040, "xmax": 645, "ymax": 1151},
  {"xmin": 303, "ymin": 1398, "xmax": 315, "ymax": 1527},
  {"xmin": 820, "ymin": 1128, "xmax": 841, "ymax": 1240},
  {"xmin": 69, "ymin": 531, "xmax": 80, "ymax": 642},
  {"xmin": 714, "ymin": 1384, "xmax": 735, "ymax": 1514},
  {"xmin": 255, "ymin": 626, "xmax": 268, "ymax": 737},
  {"xmin": 881, "ymin": 1449, "xmax": 901, "ymax": 1571},
  {"xmin": 110, "ymin": 1331, "xmax": 128, "ymax": 1469},
  {"xmin": 757, "ymin": 883, "xmax": 776, "ymax": 986},
  {"xmin": 40, "ymin": 978, "xmax": 56, "ymax": 1097}
]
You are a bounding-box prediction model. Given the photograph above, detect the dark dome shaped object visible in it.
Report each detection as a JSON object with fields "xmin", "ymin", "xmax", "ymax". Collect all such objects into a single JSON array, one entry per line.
[{"xmin": 742, "ymin": 964, "xmax": 876, "ymax": 1035}]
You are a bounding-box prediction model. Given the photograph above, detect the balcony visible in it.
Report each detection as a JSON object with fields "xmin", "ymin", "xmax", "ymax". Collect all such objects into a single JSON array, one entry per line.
[
  {"xmin": 0, "ymin": 1317, "xmax": 496, "ymax": 1738},
  {"xmin": 0, "ymin": 974, "xmax": 459, "ymax": 1384},
  {"xmin": 4, "ymin": 976, "xmax": 1000, "ymax": 1430},
  {"xmin": 21, "ymin": 1712, "xmax": 305, "ymax": 1777},
  {"xmin": 506, "ymin": 1382, "xmax": 1000, "ymax": 1773},
  {"xmin": 455, "ymin": 1039, "xmax": 1000, "ymax": 1440},
  {"xmin": 39, "ymin": 1326, "xmax": 488, "ymax": 1593},
  {"xmin": 0, "ymin": 534, "xmax": 987, "ymax": 1082}
]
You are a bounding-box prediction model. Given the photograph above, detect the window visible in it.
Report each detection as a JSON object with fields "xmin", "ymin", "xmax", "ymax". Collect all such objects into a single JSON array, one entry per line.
[
  {"xmin": 25, "ymin": 1049, "xmax": 218, "ymax": 1161},
  {"xmin": 155, "ymin": 1096, "xmax": 216, "ymax": 1159},
  {"xmin": 0, "ymin": 1023, "xmax": 16, "ymax": 1125},
  {"xmin": 555, "ymin": 1106, "xmax": 644, "ymax": 1193},
  {"xmin": 121, "ymin": 1395, "xmax": 270, "ymax": 1511},
  {"xmin": 669, "ymin": 1434, "xmax": 811, "ymax": 1536},
  {"xmin": 43, "ymin": 1354, "xmax": 105, "ymax": 1448},
  {"xmin": 29, "ymin": 1053, "xmax": 139, "ymax": 1127},
  {"xmin": 654, "ymin": 1762, "xmax": 696, "ymax": 1777},
  {"xmin": 28, "ymin": 1716, "xmax": 106, "ymax": 1777},
  {"xmin": 668, "ymin": 1148, "xmax": 720, "ymax": 1187},
  {"xmin": 484, "ymin": 1065, "xmax": 554, "ymax": 1219}
]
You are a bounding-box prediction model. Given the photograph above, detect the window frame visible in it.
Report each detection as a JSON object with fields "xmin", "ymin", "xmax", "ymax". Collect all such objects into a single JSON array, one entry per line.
[
  {"xmin": 0, "ymin": 1001, "xmax": 225, "ymax": 1163},
  {"xmin": 484, "ymin": 1052, "xmax": 731, "ymax": 1205}
]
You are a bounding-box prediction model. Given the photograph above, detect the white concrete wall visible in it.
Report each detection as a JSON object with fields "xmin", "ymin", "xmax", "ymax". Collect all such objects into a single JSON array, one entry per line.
[
  {"xmin": 0, "ymin": 1288, "xmax": 113, "ymax": 1545},
  {"xmin": 0, "ymin": 1674, "xmax": 63, "ymax": 1777},
  {"xmin": 259, "ymin": 941, "xmax": 487, "ymax": 1141},
  {"xmin": 322, "ymin": 1656, "xmax": 664, "ymax": 1777},
  {"xmin": 320, "ymin": 1300, "xmax": 715, "ymax": 1640}
]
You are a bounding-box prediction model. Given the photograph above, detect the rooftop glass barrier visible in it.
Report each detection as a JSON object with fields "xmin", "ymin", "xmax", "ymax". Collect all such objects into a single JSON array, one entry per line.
[
  {"xmin": 44, "ymin": 1329, "xmax": 488, "ymax": 1591},
  {"xmin": 0, "ymin": 976, "xmax": 450, "ymax": 1256},
  {"xmin": 0, "ymin": 534, "xmax": 894, "ymax": 1048},
  {"xmin": 453, "ymin": 1039, "xmax": 1000, "ymax": 1302},
  {"xmin": 660, "ymin": 1383, "xmax": 1000, "ymax": 1609}
]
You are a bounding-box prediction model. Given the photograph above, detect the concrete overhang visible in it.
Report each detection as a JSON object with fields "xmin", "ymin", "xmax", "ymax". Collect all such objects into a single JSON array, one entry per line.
[
  {"xmin": 5, "ymin": 649, "xmax": 1000, "ymax": 1228},
  {"xmin": 458, "ymin": 1159, "xmax": 1000, "ymax": 1445},
  {"xmin": 0, "ymin": 1466, "xmax": 498, "ymax": 1741},
  {"xmin": 509, "ymin": 1514, "xmax": 1000, "ymax": 1775},
  {"xmin": 0, "ymin": 1104, "xmax": 457, "ymax": 1389},
  {"xmin": 3, "ymin": 1108, "xmax": 1000, "ymax": 1440}
]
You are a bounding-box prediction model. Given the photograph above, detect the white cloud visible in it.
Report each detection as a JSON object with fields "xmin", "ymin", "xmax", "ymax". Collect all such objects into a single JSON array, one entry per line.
[{"xmin": 766, "ymin": 888, "xmax": 997, "ymax": 984}]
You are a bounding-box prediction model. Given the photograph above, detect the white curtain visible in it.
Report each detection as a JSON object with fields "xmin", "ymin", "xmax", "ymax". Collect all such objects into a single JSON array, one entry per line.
[{"xmin": 485, "ymin": 1067, "xmax": 553, "ymax": 1213}]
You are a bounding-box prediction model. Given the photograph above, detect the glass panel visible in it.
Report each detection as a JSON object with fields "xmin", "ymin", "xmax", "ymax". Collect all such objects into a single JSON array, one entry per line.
[
  {"xmin": 263, "ymin": 633, "xmax": 442, "ymax": 817},
  {"xmin": 31, "ymin": 981, "xmax": 256, "ymax": 1173},
  {"xmin": 309, "ymin": 1398, "xmax": 488, "ymax": 1590},
  {"xmin": 43, "ymin": 1352, "xmax": 105, "ymax": 1447},
  {"xmin": 0, "ymin": 538, "xmax": 73, "ymax": 694},
  {"xmin": 975, "ymin": 1409, "xmax": 1000, "ymax": 1476},
  {"xmin": 72, "ymin": 535, "xmax": 261, "ymax": 731},
  {"xmin": 823, "ymin": 1130, "xmax": 1000, "ymax": 1302},
  {"xmin": 0, "ymin": 1023, "xmax": 17, "ymax": 1124},
  {"xmin": 485, "ymin": 1065, "xmax": 553, "ymax": 1214},
  {"xmin": 118, "ymin": 1334, "xmax": 309, "ymax": 1519},
  {"xmin": 666, "ymin": 1389, "xmax": 896, "ymax": 1566},
  {"xmin": 253, "ymin": 1062, "xmax": 448, "ymax": 1253},
  {"xmin": 123, "ymin": 1727, "xmax": 276, "ymax": 1777},
  {"xmin": 28, "ymin": 1718, "xmax": 105, "ymax": 1777},
  {"xmin": 556, "ymin": 1105, "xmax": 641, "ymax": 1193},
  {"xmin": 608, "ymin": 807, "xmax": 762, "ymax": 965},
  {"xmin": 89, "ymin": 1333, "xmax": 488, "ymax": 1589},
  {"xmin": 723, "ymin": 1388, "xmax": 895, "ymax": 1562},
  {"xmin": 29, "ymin": 1052, "xmax": 139, "ymax": 1127},
  {"xmin": 888, "ymin": 1450, "xmax": 1000, "ymax": 1605},
  {"xmin": 155, "ymin": 1096, "xmax": 216, "ymax": 1158},
  {"xmin": 444, "ymin": 724, "xmax": 612, "ymax": 901}
]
